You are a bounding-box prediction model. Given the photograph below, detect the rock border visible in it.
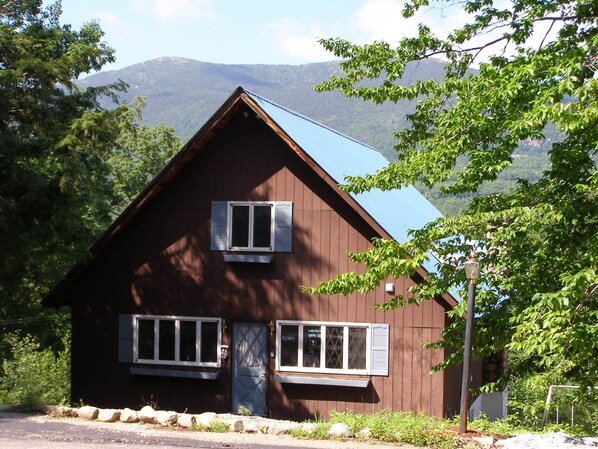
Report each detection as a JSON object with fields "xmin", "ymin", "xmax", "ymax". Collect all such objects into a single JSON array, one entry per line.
[{"xmin": 41, "ymin": 405, "xmax": 301, "ymax": 436}]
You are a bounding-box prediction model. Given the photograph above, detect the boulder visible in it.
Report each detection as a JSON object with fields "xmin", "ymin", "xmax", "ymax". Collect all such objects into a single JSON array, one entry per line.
[
  {"xmin": 77, "ymin": 406, "xmax": 99, "ymax": 420},
  {"xmin": 97, "ymin": 409, "xmax": 121, "ymax": 422},
  {"xmin": 300, "ymin": 423, "xmax": 317, "ymax": 434},
  {"xmin": 222, "ymin": 418, "xmax": 243, "ymax": 432},
  {"xmin": 472, "ymin": 436, "xmax": 495, "ymax": 449},
  {"xmin": 268, "ymin": 422, "xmax": 292, "ymax": 435},
  {"xmin": 357, "ymin": 427, "xmax": 371, "ymax": 439},
  {"xmin": 327, "ymin": 422, "xmax": 352, "ymax": 438},
  {"xmin": 196, "ymin": 412, "xmax": 218, "ymax": 427},
  {"xmin": 138, "ymin": 405, "xmax": 157, "ymax": 424},
  {"xmin": 42, "ymin": 405, "xmax": 78, "ymax": 417},
  {"xmin": 243, "ymin": 421, "xmax": 260, "ymax": 433},
  {"xmin": 119, "ymin": 408, "xmax": 139, "ymax": 423},
  {"xmin": 156, "ymin": 410, "xmax": 178, "ymax": 426},
  {"xmin": 177, "ymin": 414, "xmax": 196, "ymax": 428}
]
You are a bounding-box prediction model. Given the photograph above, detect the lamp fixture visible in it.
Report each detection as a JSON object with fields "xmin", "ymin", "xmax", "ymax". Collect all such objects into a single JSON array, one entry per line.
[{"xmin": 463, "ymin": 252, "xmax": 480, "ymax": 284}]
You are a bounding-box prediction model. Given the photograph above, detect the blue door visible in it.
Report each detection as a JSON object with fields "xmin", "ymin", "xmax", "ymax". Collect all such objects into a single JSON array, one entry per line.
[{"xmin": 232, "ymin": 322, "xmax": 267, "ymax": 416}]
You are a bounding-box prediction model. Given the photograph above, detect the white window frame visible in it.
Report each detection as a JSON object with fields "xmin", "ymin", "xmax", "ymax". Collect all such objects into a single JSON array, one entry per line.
[
  {"xmin": 133, "ymin": 315, "xmax": 221, "ymax": 367},
  {"xmin": 227, "ymin": 201, "xmax": 275, "ymax": 252},
  {"xmin": 275, "ymin": 320, "xmax": 372, "ymax": 375}
]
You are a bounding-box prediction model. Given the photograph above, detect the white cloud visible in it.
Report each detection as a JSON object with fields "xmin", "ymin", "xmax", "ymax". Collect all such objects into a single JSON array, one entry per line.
[
  {"xmin": 265, "ymin": 18, "xmax": 337, "ymax": 62},
  {"xmin": 133, "ymin": 0, "xmax": 212, "ymax": 22},
  {"xmin": 352, "ymin": 0, "xmax": 418, "ymax": 43},
  {"xmin": 351, "ymin": 0, "xmax": 468, "ymax": 44}
]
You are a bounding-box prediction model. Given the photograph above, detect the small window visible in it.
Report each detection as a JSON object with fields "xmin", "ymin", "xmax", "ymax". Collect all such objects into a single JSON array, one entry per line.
[
  {"xmin": 230, "ymin": 203, "xmax": 273, "ymax": 250},
  {"xmin": 210, "ymin": 201, "xmax": 292, "ymax": 252},
  {"xmin": 134, "ymin": 316, "xmax": 221, "ymax": 367},
  {"xmin": 276, "ymin": 321, "xmax": 386, "ymax": 375}
]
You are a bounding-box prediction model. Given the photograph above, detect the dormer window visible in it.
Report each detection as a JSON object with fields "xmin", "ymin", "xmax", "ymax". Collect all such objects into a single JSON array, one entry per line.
[{"xmin": 211, "ymin": 201, "xmax": 292, "ymax": 253}]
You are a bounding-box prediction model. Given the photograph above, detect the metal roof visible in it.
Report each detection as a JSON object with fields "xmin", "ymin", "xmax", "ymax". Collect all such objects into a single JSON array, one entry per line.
[{"xmin": 246, "ymin": 90, "xmax": 443, "ymax": 273}]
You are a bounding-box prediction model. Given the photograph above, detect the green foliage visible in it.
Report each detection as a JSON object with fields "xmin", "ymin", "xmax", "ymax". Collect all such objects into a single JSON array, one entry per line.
[
  {"xmin": 236, "ymin": 405, "xmax": 252, "ymax": 415},
  {"xmin": 191, "ymin": 420, "xmax": 229, "ymax": 433},
  {"xmin": 313, "ymin": 0, "xmax": 598, "ymax": 391},
  {"xmin": 0, "ymin": 1, "xmax": 181, "ymax": 360},
  {"xmin": 0, "ymin": 332, "xmax": 70, "ymax": 409},
  {"xmin": 506, "ymin": 365, "xmax": 598, "ymax": 436},
  {"xmin": 331, "ymin": 410, "xmax": 456, "ymax": 448}
]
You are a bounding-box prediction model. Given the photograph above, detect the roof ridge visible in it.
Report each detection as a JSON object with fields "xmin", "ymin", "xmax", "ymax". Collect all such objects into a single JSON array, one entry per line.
[{"xmin": 244, "ymin": 89, "xmax": 383, "ymax": 157}]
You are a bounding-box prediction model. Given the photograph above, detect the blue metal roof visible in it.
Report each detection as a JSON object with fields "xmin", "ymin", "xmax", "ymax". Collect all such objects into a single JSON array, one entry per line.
[{"xmin": 246, "ymin": 90, "xmax": 443, "ymax": 273}]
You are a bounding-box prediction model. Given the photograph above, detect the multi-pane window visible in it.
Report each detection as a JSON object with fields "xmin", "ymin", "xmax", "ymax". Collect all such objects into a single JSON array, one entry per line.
[
  {"xmin": 229, "ymin": 203, "xmax": 273, "ymax": 250},
  {"xmin": 135, "ymin": 316, "xmax": 221, "ymax": 367},
  {"xmin": 277, "ymin": 321, "xmax": 371, "ymax": 374}
]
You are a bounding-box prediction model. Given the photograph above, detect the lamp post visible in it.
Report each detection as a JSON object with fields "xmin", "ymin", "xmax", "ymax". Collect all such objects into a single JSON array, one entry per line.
[{"xmin": 459, "ymin": 251, "xmax": 480, "ymax": 434}]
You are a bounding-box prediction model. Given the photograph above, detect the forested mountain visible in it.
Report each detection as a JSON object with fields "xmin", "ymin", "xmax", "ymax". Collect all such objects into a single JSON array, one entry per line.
[{"xmin": 79, "ymin": 57, "xmax": 551, "ymax": 214}]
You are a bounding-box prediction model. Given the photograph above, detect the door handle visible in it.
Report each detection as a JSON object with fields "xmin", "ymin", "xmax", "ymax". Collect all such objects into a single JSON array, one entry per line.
[{"xmin": 261, "ymin": 371, "xmax": 266, "ymax": 378}]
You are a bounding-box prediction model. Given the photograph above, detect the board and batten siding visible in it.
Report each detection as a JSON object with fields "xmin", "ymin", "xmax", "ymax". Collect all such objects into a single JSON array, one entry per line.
[{"xmin": 68, "ymin": 108, "xmax": 457, "ymax": 420}]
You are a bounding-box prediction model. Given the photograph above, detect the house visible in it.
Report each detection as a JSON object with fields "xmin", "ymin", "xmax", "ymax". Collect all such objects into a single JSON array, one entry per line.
[{"xmin": 43, "ymin": 87, "xmax": 465, "ymax": 421}]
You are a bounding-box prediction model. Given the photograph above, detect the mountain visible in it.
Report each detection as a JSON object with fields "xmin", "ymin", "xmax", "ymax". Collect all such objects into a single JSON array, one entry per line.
[
  {"xmin": 78, "ymin": 56, "xmax": 448, "ymax": 160},
  {"xmin": 79, "ymin": 57, "xmax": 550, "ymax": 215}
]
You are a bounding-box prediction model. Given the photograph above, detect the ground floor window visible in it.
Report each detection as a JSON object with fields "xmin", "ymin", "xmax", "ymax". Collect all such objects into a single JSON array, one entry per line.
[
  {"xmin": 276, "ymin": 321, "xmax": 388, "ymax": 375},
  {"xmin": 134, "ymin": 315, "xmax": 221, "ymax": 367}
]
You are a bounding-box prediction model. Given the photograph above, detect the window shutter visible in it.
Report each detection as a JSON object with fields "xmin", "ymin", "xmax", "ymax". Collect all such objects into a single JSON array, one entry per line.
[
  {"xmin": 118, "ymin": 314, "xmax": 134, "ymax": 363},
  {"xmin": 370, "ymin": 324, "xmax": 389, "ymax": 376},
  {"xmin": 211, "ymin": 201, "xmax": 228, "ymax": 250},
  {"xmin": 274, "ymin": 201, "xmax": 292, "ymax": 252}
]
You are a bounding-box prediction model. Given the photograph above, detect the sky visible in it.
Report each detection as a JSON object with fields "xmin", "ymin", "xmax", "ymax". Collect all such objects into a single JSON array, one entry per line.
[{"xmin": 54, "ymin": 0, "xmax": 467, "ymax": 72}]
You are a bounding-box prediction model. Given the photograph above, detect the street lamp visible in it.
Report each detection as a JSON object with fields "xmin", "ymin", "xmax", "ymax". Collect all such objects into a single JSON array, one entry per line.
[{"xmin": 459, "ymin": 251, "xmax": 480, "ymax": 434}]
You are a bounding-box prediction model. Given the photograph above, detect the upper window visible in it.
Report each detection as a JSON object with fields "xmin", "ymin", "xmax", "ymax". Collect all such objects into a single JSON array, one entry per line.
[
  {"xmin": 276, "ymin": 321, "xmax": 389, "ymax": 375},
  {"xmin": 211, "ymin": 201, "xmax": 292, "ymax": 253},
  {"xmin": 133, "ymin": 315, "xmax": 221, "ymax": 367},
  {"xmin": 230, "ymin": 203, "xmax": 273, "ymax": 250}
]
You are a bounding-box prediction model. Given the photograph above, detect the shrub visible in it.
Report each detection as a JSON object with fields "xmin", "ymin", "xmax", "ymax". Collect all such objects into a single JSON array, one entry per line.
[{"xmin": 0, "ymin": 333, "xmax": 70, "ymax": 409}]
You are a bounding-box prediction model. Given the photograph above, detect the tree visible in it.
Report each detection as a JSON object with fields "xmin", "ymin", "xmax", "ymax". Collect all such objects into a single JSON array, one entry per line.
[
  {"xmin": 313, "ymin": 0, "xmax": 597, "ymax": 390},
  {"xmin": 0, "ymin": 1, "xmax": 180, "ymax": 349}
]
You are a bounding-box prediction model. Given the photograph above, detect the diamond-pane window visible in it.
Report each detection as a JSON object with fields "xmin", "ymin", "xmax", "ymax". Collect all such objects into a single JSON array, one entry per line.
[
  {"xmin": 325, "ymin": 327, "xmax": 344, "ymax": 369},
  {"xmin": 348, "ymin": 327, "xmax": 367, "ymax": 369},
  {"xmin": 277, "ymin": 322, "xmax": 384, "ymax": 374}
]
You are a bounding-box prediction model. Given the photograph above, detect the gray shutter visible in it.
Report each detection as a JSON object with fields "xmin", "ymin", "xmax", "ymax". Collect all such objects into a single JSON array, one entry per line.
[
  {"xmin": 118, "ymin": 314, "xmax": 134, "ymax": 363},
  {"xmin": 274, "ymin": 201, "xmax": 292, "ymax": 252},
  {"xmin": 370, "ymin": 324, "xmax": 389, "ymax": 376},
  {"xmin": 211, "ymin": 201, "xmax": 228, "ymax": 250}
]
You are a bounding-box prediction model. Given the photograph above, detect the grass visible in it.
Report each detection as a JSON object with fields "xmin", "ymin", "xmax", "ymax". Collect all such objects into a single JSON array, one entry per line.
[
  {"xmin": 290, "ymin": 410, "xmax": 529, "ymax": 448},
  {"xmin": 190, "ymin": 420, "xmax": 229, "ymax": 433}
]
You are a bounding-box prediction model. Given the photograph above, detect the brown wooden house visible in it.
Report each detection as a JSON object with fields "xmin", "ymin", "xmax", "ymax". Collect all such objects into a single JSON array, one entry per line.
[{"xmin": 43, "ymin": 87, "xmax": 462, "ymax": 420}]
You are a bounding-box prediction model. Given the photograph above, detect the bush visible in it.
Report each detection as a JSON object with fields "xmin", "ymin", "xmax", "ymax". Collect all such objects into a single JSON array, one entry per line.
[{"xmin": 0, "ymin": 333, "xmax": 70, "ymax": 409}]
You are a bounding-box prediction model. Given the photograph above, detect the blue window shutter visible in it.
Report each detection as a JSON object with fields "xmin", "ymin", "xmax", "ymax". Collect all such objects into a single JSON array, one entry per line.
[
  {"xmin": 211, "ymin": 201, "xmax": 228, "ymax": 250},
  {"xmin": 274, "ymin": 202, "xmax": 292, "ymax": 252},
  {"xmin": 370, "ymin": 324, "xmax": 389, "ymax": 376},
  {"xmin": 118, "ymin": 314, "xmax": 134, "ymax": 363}
]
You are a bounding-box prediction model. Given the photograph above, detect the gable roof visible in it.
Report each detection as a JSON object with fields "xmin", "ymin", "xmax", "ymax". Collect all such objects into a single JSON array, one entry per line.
[{"xmin": 43, "ymin": 87, "xmax": 455, "ymax": 308}]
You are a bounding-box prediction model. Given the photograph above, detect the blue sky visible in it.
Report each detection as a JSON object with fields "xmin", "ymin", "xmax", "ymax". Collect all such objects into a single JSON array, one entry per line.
[{"xmin": 55, "ymin": 0, "xmax": 464, "ymax": 72}]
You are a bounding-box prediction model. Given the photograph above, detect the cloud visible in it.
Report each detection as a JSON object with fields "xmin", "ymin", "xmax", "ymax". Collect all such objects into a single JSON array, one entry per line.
[
  {"xmin": 265, "ymin": 18, "xmax": 337, "ymax": 62},
  {"xmin": 352, "ymin": 0, "xmax": 420, "ymax": 43},
  {"xmin": 132, "ymin": 0, "xmax": 212, "ymax": 22},
  {"xmin": 351, "ymin": 0, "xmax": 466, "ymax": 44}
]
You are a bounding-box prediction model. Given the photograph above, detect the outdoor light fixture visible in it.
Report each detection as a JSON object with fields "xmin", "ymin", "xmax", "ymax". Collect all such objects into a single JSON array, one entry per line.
[
  {"xmin": 268, "ymin": 320, "xmax": 276, "ymax": 336},
  {"xmin": 221, "ymin": 345, "xmax": 229, "ymax": 361},
  {"xmin": 459, "ymin": 251, "xmax": 480, "ymax": 434},
  {"xmin": 464, "ymin": 252, "xmax": 481, "ymax": 284}
]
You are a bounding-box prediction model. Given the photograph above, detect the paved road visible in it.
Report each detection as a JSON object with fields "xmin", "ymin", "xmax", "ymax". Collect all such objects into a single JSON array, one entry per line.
[{"xmin": 0, "ymin": 412, "xmax": 397, "ymax": 449}]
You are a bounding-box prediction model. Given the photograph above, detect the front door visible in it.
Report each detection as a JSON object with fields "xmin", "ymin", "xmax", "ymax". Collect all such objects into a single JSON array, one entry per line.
[{"xmin": 232, "ymin": 322, "xmax": 267, "ymax": 416}]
